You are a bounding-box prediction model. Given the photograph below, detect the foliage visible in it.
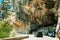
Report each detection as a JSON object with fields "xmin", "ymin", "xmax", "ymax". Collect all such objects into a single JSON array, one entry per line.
[
  {"xmin": 0, "ymin": 20, "xmax": 12, "ymax": 38},
  {"xmin": 3, "ymin": 2, "xmax": 9, "ymax": 5},
  {"xmin": 5, "ymin": 12, "xmax": 11, "ymax": 19}
]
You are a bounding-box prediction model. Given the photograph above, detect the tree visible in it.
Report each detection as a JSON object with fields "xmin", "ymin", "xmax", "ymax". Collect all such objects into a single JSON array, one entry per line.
[{"xmin": 1, "ymin": 0, "xmax": 11, "ymax": 19}]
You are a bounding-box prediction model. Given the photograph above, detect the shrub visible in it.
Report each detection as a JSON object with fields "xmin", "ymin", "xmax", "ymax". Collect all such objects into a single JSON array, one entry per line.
[{"xmin": 0, "ymin": 20, "xmax": 12, "ymax": 38}]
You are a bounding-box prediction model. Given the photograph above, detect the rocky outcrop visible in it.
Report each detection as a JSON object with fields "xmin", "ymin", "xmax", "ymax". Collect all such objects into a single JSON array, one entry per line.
[
  {"xmin": 5, "ymin": 0, "xmax": 58, "ymax": 34},
  {"xmin": 16, "ymin": 0, "xmax": 58, "ymax": 26}
]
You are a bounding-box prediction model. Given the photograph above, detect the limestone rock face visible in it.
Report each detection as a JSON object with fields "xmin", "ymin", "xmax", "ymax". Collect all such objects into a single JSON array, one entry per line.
[{"xmin": 17, "ymin": 0, "xmax": 58, "ymax": 26}]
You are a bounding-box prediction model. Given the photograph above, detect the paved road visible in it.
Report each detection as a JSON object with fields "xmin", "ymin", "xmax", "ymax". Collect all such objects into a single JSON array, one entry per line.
[{"xmin": 23, "ymin": 35, "xmax": 59, "ymax": 40}]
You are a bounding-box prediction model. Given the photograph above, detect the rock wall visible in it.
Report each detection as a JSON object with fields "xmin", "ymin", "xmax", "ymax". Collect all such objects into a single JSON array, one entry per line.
[
  {"xmin": 16, "ymin": 0, "xmax": 58, "ymax": 34},
  {"xmin": 17, "ymin": 0, "xmax": 58, "ymax": 26}
]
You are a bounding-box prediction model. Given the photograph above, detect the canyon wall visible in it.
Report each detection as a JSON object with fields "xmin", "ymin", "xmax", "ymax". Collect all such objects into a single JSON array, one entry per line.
[
  {"xmin": 16, "ymin": 0, "xmax": 58, "ymax": 26},
  {"xmin": 14, "ymin": 0, "xmax": 58, "ymax": 34}
]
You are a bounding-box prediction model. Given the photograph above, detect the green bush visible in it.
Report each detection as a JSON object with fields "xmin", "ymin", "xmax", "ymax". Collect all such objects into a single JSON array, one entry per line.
[{"xmin": 0, "ymin": 20, "xmax": 12, "ymax": 38}]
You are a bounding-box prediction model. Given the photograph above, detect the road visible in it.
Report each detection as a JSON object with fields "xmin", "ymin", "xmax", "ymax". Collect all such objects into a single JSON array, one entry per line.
[{"xmin": 23, "ymin": 35, "xmax": 59, "ymax": 40}]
